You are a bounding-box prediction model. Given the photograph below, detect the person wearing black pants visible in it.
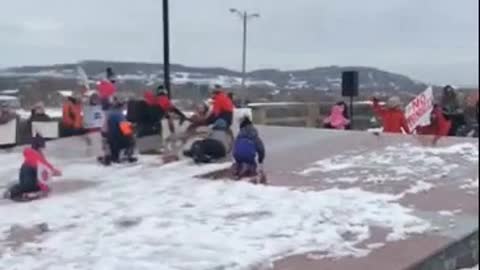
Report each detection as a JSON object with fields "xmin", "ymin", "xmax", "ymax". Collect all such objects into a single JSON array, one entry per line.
[{"xmin": 184, "ymin": 119, "xmax": 232, "ymax": 163}]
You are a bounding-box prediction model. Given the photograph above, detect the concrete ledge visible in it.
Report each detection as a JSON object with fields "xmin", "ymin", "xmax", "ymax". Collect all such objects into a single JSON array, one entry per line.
[{"xmin": 409, "ymin": 230, "xmax": 479, "ymax": 270}]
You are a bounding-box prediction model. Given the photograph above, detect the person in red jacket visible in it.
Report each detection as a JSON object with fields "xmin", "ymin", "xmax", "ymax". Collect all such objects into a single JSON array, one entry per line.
[
  {"xmin": 206, "ymin": 85, "xmax": 234, "ymax": 127},
  {"xmin": 416, "ymin": 105, "xmax": 452, "ymax": 145},
  {"xmin": 5, "ymin": 134, "xmax": 61, "ymax": 201},
  {"xmin": 372, "ymin": 96, "xmax": 410, "ymax": 134},
  {"xmin": 155, "ymin": 86, "xmax": 188, "ymax": 133}
]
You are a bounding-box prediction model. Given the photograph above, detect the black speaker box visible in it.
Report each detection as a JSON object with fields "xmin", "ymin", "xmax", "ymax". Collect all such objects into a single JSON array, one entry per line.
[{"xmin": 342, "ymin": 71, "xmax": 359, "ymax": 97}]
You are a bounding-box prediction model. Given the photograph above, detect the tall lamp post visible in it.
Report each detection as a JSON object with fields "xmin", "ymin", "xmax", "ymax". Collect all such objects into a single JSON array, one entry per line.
[
  {"xmin": 229, "ymin": 9, "xmax": 259, "ymax": 90},
  {"xmin": 163, "ymin": 0, "xmax": 171, "ymax": 98}
]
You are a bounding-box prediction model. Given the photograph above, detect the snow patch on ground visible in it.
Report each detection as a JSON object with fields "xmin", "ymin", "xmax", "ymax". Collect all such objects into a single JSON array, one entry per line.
[
  {"xmin": 0, "ymin": 154, "xmax": 431, "ymax": 269},
  {"xmin": 297, "ymin": 142, "xmax": 478, "ymax": 196},
  {"xmin": 460, "ymin": 178, "xmax": 479, "ymax": 192}
]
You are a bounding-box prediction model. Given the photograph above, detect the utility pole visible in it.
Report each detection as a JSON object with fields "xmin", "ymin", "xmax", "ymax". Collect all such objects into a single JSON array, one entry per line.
[
  {"xmin": 229, "ymin": 9, "xmax": 260, "ymax": 91},
  {"xmin": 163, "ymin": 0, "xmax": 171, "ymax": 98}
]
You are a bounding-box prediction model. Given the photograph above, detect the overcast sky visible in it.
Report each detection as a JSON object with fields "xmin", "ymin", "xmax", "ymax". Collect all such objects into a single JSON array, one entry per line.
[{"xmin": 0, "ymin": 0, "xmax": 478, "ymax": 85}]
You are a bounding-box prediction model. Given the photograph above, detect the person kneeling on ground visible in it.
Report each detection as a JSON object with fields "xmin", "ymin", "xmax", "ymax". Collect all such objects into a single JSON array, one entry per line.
[
  {"xmin": 99, "ymin": 99, "xmax": 138, "ymax": 165},
  {"xmin": 232, "ymin": 116, "xmax": 266, "ymax": 179},
  {"xmin": 5, "ymin": 134, "xmax": 61, "ymax": 201},
  {"xmin": 183, "ymin": 119, "xmax": 232, "ymax": 164}
]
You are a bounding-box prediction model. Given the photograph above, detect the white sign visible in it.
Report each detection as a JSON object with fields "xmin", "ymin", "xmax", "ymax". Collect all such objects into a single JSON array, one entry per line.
[
  {"xmin": 32, "ymin": 121, "xmax": 59, "ymax": 139},
  {"xmin": 405, "ymin": 87, "xmax": 434, "ymax": 131},
  {"xmin": 0, "ymin": 119, "xmax": 17, "ymax": 145},
  {"xmin": 37, "ymin": 162, "xmax": 53, "ymax": 184}
]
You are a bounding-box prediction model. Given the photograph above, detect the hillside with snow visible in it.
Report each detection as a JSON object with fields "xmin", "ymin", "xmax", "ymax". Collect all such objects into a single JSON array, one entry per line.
[{"xmin": 0, "ymin": 60, "xmax": 426, "ymax": 93}]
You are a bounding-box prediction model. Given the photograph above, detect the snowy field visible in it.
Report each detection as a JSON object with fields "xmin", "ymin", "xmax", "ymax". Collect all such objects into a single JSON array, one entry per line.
[{"xmin": 0, "ymin": 150, "xmax": 437, "ymax": 270}]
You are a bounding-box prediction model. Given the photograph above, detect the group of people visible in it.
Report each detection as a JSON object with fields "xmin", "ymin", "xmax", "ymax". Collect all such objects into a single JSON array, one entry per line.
[
  {"xmin": 369, "ymin": 85, "xmax": 477, "ymax": 144},
  {"xmin": 322, "ymin": 85, "xmax": 478, "ymax": 145},
  {"xmin": 5, "ymin": 68, "xmax": 267, "ymax": 201}
]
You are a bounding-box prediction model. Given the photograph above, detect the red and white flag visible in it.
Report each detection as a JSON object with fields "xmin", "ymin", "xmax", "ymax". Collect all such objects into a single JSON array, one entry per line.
[{"xmin": 37, "ymin": 162, "xmax": 53, "ymax": 185}]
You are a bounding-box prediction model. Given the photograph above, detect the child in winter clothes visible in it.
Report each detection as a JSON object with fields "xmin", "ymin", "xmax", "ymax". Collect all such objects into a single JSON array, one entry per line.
[
  {"xmin": 6, "ymin": 134, "xmax": 61, "ymax": 201},
  {"xmin": 232, "ymin": 117, "xmax": 266, "ymax": 178},
  {"xmin": 323, "ymin": 104, "xmax": 350, "ymax": 129},
  {"xmin": 99, "ymin": 99, "xmax": 137, "ymax": 165},
  {"xmin": 372, "ymin": 96, "xmax": 410, "ymax": 134},
  {"xmin": 184, "ymin": 119, "xmax": 232, "ymax": 163}
]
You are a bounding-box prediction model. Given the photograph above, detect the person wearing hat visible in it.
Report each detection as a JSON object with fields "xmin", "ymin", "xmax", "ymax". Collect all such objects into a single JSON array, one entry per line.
[
  {"xmin": 371, "ymin": 96, "xmax": 410, "ymax": 134},
  {"xmin": 5, "ymin": 134, "xmax": 61, "ymax": 201},
  {"xmin": 232, "ymin": 116, "xmax": 266, "ymax": 179},
  {"xmin": 183, "ymin": 118, "xmax": 232, "ymax": 163}
]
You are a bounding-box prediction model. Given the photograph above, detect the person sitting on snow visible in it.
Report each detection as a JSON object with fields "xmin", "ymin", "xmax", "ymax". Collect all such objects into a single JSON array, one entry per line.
[
  {"xmin": 232, "ymin": 116, "xmax": 266, "ymax": 179},
  {"xmin": 98, "ymin": 98, "xmax": 138, "ymax": 165},
  {"xmin": 183, "ymin": 118, "xmax": 232, "ymax": 163},
  {"xmin": 5, "ymin": 134, "xmax": 61, "ymax": 201}
]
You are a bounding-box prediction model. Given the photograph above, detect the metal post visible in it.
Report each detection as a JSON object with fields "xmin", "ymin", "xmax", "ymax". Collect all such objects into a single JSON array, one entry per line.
[
  {"xmin": 241, "ymin": 12, "xmax": 247, "ymax": 90},
  {"xmin": 163, "ymin": 0, "xmax": 171, "ymax": 98}
]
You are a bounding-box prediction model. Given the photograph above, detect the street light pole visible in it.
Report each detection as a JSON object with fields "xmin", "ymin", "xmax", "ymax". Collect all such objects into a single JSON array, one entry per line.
[
  {"xmin": 163, "ymin": 0, "xmax": 171, "ymax": 98},
  {"xmin": 241, "ymin": 12, "xmax": 247, "ymax": 90},
  {"xmin": 229, "ymin": 9, "xmax": 259, "ymax": 91}
]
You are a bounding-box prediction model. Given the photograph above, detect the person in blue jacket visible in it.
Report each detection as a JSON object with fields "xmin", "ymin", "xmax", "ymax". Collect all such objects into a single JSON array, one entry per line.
[
  {"xmin": 232, "ymin": 116, "xmax": 265, "ymax": 178},
  {"xmin": 98, "ymin": 98, "xmax": 137, "ymax": 165}
]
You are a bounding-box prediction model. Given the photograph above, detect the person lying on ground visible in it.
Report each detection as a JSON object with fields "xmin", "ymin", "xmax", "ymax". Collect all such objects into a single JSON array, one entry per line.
[
  {"xmin": 5, "ymin": 134, "xmax": 61, "ymax": 201},
  {"xmin": 323, "ymin": 103, "xmax": 350, "ymax": 130},
  {"xmin": 416, "ymin": 104, "xmax": 452, "ymax": 145},
  {"xmin": 98, "ymin": 98, "xmax": 137, "ymax": 165},
  {"xmin": 232, "ymin": 116, "xmax": 266, "ymax": 179},
  {"xmin": 371, "ymin": 96, "xmax": 410, "ymax": 134},
  {"xmin": 183, "ymin": 119, "xmax": 232, "ymax": 164}
]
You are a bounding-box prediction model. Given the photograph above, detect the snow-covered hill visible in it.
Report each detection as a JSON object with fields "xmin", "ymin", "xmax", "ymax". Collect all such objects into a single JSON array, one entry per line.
[{"xmin": 0, "ymin": 60, "xmax": 426, "ymax": 92}]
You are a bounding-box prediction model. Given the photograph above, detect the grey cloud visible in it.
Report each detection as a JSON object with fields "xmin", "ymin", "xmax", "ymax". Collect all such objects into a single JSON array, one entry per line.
[{"xmin": 0, "ymin": 0, "xmax": 477, "ymax": 85}]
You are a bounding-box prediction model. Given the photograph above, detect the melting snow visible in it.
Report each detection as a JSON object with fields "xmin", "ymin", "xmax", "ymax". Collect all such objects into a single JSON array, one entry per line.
[
  {"xmin": 0, "ymin": 153, "xmax": 431, "ymax": 269},
  {"xmin": 297, "ymin": 142, "xmax": 478, "ymax": 197}
]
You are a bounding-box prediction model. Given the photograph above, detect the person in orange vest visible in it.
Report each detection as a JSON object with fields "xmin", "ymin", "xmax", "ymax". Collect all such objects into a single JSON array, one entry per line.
[
  {"xmin": 62, "ymin": 96, "xmax": 84, "ymax": 136},
  {"xmin": 155, "ymin": 86, "xmax": 188, "ymax": 133}
]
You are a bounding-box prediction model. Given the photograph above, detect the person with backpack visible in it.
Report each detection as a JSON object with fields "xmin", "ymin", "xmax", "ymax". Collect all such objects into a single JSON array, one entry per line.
[
  {"xmin": 4, "ymin": 134, "xmax": 61, "ymax": 201},
  {"xmin": 232, "ymin": 116, "xmax": 266, "ymax": 180},
  {"xmin": 98, "ymin": 98, "xmax": 137, "ymax": 165}
]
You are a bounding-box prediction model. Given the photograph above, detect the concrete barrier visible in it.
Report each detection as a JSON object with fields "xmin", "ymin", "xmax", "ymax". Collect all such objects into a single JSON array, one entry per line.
[{"xmin": 0, "ymin": 120, "xmax": 17, "ymax": 146}]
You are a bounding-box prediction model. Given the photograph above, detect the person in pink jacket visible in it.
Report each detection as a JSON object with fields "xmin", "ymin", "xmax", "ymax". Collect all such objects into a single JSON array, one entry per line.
[{"xmin": 323, "ymin": 104, "xmax": 350, "ymax": 129}]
